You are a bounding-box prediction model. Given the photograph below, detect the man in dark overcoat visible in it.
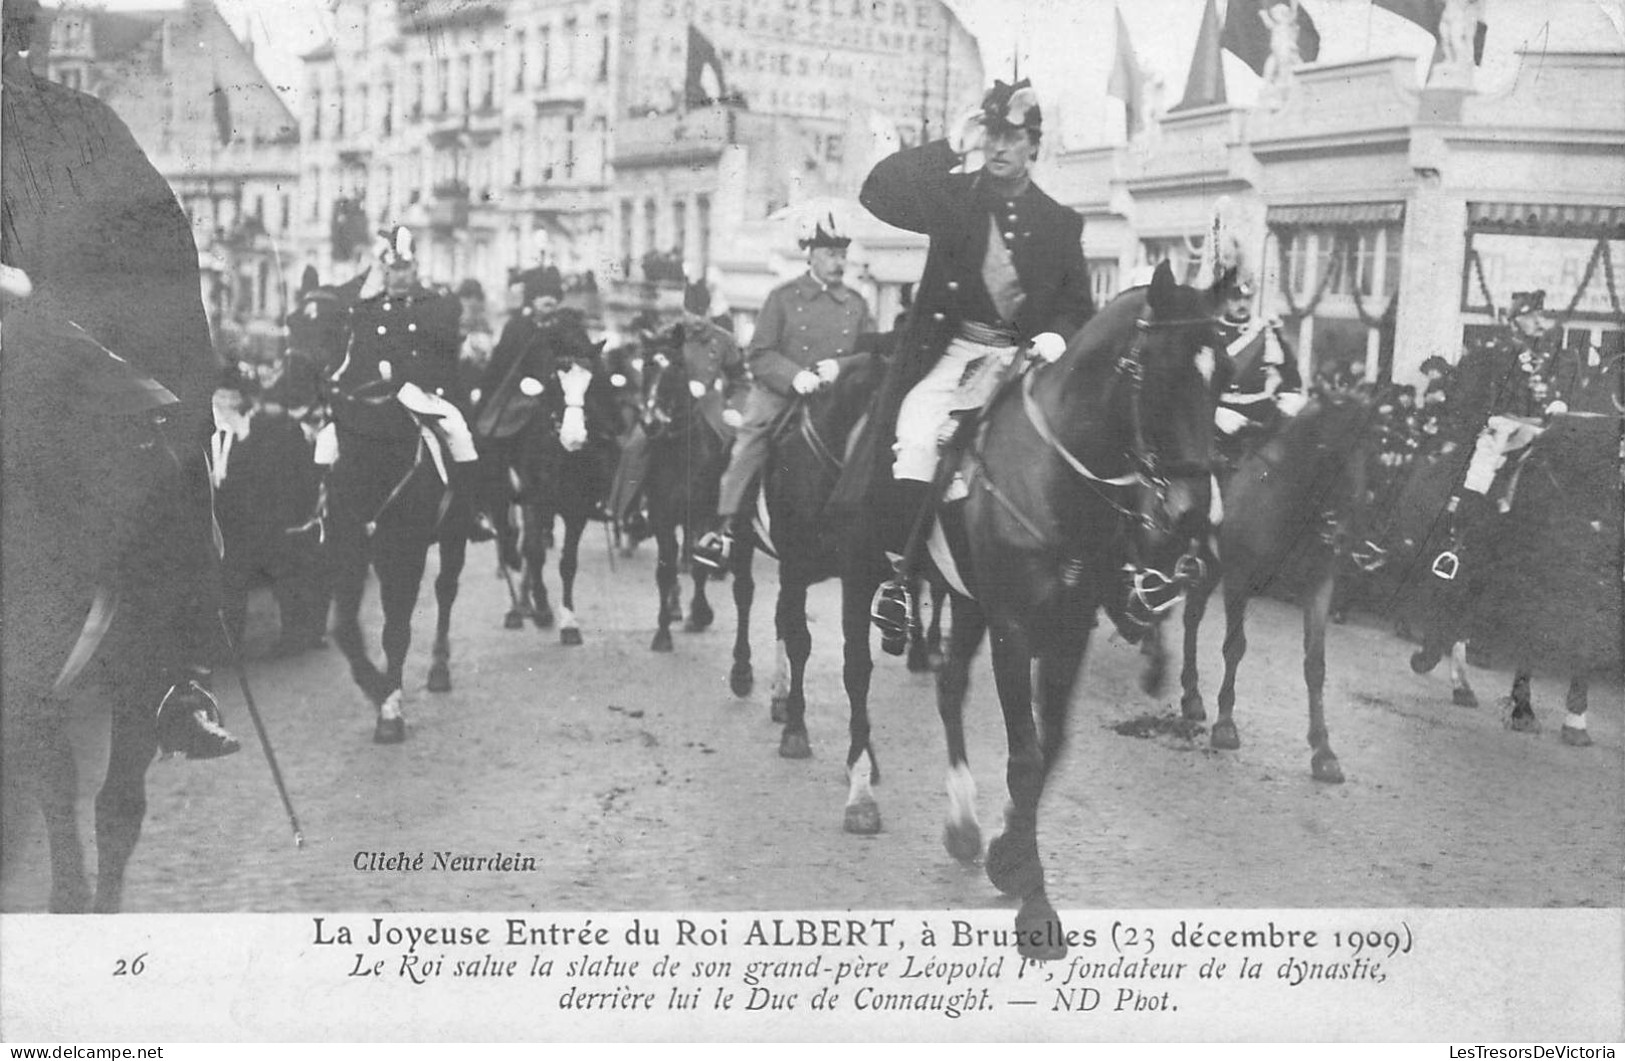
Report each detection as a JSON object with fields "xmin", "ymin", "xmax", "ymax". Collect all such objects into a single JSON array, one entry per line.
[
  {"xmin": 2, "ymin": 0, "xmax": 238, "ymax": 756},
  {"xmin": 830, "ymin": 79, "xmax": 1095, "ymax": 646}
]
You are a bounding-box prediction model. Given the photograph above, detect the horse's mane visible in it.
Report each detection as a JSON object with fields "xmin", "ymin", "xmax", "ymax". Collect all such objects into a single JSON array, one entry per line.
[{"xmin": 1057, "ymin": 287, "xmax": 1150, "ymax": 372}]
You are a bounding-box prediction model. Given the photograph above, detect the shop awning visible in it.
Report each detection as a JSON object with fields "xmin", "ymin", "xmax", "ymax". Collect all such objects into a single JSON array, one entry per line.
[
  {"xmin": 1468, "ymin": 202, "xmax": 1625, "ymax": 236},
  {"xmin": 1267, "ymin": 202, "xmax": 1406, "ymax": 226}
]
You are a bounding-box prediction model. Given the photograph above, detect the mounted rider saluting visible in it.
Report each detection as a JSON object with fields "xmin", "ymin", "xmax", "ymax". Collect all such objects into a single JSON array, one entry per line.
[
  {"xmin": 693, "ymin": 211, "xmax": 874, "ymax": 573},
  {"xmin": 312, "ymin": 226, "xmax": 484, "ymax": 530},
  {"xmin": 828, "ymin": 79, "xmax": 1095, "ymax": 650},
  {"xmin": 2, "ymin": 0, "xmax": 239, "ymax": 758}
]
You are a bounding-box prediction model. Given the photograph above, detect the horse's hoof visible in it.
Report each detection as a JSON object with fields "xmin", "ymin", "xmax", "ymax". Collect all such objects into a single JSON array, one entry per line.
[
  {"xmin": 1410, "ymin": 648, "xmax": 1441, "ymax": 674},
  {"xmin": 1507, "ymin": 711, "xmax": 1538, "ymax": 733},
  {"xmin": 373, "ymin": 717, "xmax": 406, "ymax": 744},
  {"xmin": 943, "ymin": 820, "xmax": 983, "ymax": 864},
  {"xmin": 650, "ymin": 630, "xmax": 673, "ymax": 653},
  {"xmin": 843, "ymin": 796, "xmax": 881, "ymax": 835},
  {"xmin": 1561, "ymin": 725, "xmax": 1593, "ymax": 747},
  {"xmin": 560, "ymin": 627, "xmax": 583, "ymax": 647},
  {"xmin": 1015, "ymin": 894, "xmax": 1068, "ymax": 962},
  {"xmin": 426, "ymin": 663, "xmax": 452, "ymax": 693},
  {"xmin": 770, "ymin": 695, "xmax": 788, "ymax": 724},
  {"xmin": 1452, "ymin": 686, "xmax": 1479, "ymax": 708},
  {"xmin": 729, "ymin": 663, "xmax": 753, "ymax": 698},
  {"xmin": 503, "ymin": 611, "xmax": 525, "ymax": 630},
  {"xmin": 533, "ymin": 608, "xmax": 555, "ymax": 630},
  {"xmin": 1181, "ymin": 693, "xmax": 1207, "ymax": 722},
  {"xmin": 986, "ymin": 831, "xmax": 1043, "ymax": 898},
  {"xmin": 779, "ymin": 729, "xmax": 812, "ymax": 760},
  {"xmin": 1311, "ymin": 749, "xmax": 1345, "ymax": 784},
  {"xmin": 685, "ymin": 604, "xmax": 714, "ymax": 632},
  {"xmin": 1210, "ymin": 718, "xmax": 1241, "ymax": 750}
]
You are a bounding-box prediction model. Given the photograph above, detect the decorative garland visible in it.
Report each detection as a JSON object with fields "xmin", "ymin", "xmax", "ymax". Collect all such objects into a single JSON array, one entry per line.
[{"xmin": 1273, "ymin": 225, "xmax": 1339, "ymax": 318}]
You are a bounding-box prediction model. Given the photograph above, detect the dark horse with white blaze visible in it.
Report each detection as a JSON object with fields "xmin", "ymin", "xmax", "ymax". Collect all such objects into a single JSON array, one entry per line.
[
  {"xmin": 636, "ymin": 325, "xmax": 754, "ymax": 668},
  {"xmin": 497, "ymin": 314, "xmax": 620, "ymax": 645},
  {"xmin": 1150, "ymin": 391, "xmax": 1376, "ymax": 783},
  {"xmin": 847, "ymin": 263, "xmax": 1221, "ymax": 958}
]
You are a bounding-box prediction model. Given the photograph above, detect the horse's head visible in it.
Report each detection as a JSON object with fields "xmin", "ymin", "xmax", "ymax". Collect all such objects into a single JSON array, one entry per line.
[
  {"xmin": 1112, "ymin": 260, "xmax": 1226, "ymax": 547},
  {"xmin": 523, "ymin": 310, "xmax": 606, "ymax": 452},
  {"xmin": 286, "ymin": 270, "xmax": 367, "ymax": 372},
  {"xmin": 637, "ymin": 323, "xmax": 701, "ymax": 435}
]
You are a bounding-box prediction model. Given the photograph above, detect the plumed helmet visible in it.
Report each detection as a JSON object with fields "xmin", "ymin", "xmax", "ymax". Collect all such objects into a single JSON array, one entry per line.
[
  {"xmin": 798, "ymin": 209, "xmax": 851, "ymax": 250},
  {"xmin": 980, "ymin": 78, "xmax": 1042, "ymax": 137},
  {"xmin": 511, "ymin": 264, "xmax": 564, "ymax": 303},
  {"xmin": 682, "ymin": 278, "xmax": 712, "ymax": 315},
  {"xmin": 377, "ymin": 225, "xmax": 417, "ymax": 266}
]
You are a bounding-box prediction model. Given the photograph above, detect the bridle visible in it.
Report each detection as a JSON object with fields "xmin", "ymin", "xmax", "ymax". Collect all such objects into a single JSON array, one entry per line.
[{"xmin": 977, "ymin": 310, "xmax": 1219, "ymax": 628}]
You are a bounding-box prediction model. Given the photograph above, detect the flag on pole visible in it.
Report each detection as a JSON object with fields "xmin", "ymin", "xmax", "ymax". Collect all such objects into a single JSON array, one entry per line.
[
  {"xmin": 1220, "ymin": 0, "xmax": 1321, "ymax": 76},
  {"xmin": 684, "ymin": 24, "xmax": 728, "ymax": 109},
  {"xmin": 211, "ymin": 80, "xmax": 233, "ymax": 146},
  {"xmin": 1106, "ymin": 6, "xmax": 1145, "ymax": 138},
  {"xmin": 1173, "ymin": 0, "xmax": 1227, "ymax": 112},
  {"xmin": 1374, "ymin": 0, "xmax": 1488, "ymax": 64}
]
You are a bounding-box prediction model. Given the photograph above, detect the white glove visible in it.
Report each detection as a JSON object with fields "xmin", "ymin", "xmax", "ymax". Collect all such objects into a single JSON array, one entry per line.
[
  {"xmin": 688, "ymin": 378, "xmax": 708, "ymax": 400},
  {"xmin": 1544, "ymin": 399, "xmax": 1568, "ymax": 416},
  {"xmin": 814, "ymin": 358, "xmax": 840, "ymax": 385},
  {"xmin": 1214, "ymin": 407, "xmax": 1250, "ymax": 435},
  {"xmin": 721, "ymin": 408, "xmax": 744, "ymax": 429},
  {"xmin": 947, "ymin": 105, "xmax": 985, "ymax": 157},
  {"xmin": 1274, "ymin": 391, "xmax": 1308, "ymax": 417},
  {"xmin": 791, "ymin": 370, "xmax": 821, "ymax": 395},
  {"xmin": 0, "ymin": 264, "xmax": 33, "ymax": 299},
  {"xmin": 1030, "ymin": 332, "xmax": 1067, "ymax": 364},
  {"xmin": 519, "ymin": 376, "xmax": 544, "ymax": 397}
]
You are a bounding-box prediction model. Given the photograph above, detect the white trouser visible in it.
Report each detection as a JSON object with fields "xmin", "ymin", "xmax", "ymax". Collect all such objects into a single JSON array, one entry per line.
[
  {"xmin": 1463, "ymin": 414, "xmax": 1543, "ymax": 495},
  {"xmin": 313, "ymin": 383, "xmax": 479, "ymax": 466},
  {"xmin": 893, "ymin": 334, "xmax": 1019, "ymax": 483}
]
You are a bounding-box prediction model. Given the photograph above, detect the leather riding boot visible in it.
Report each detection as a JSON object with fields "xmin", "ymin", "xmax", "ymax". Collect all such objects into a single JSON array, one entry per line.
[
  {"xmin": 286, "ymin": 470, "xmax": 329, "ymax": 541},
  {"xmin": 871, "ymin": 478, "xmax": 933, "ymax": 655},
  {"xmin": 448, "ymin": 461, "xmax": 496, "ymax": 541},
  {"xmin": 155, "ymin": 665, "xmax": 241, "ymax": 760},
  {"xmin": 693, "ymin": 513, "xmax": 736, "ymax": 575}
]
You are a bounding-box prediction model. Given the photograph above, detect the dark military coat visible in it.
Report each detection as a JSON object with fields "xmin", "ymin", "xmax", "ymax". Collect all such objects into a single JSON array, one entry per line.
[
  {"xmin": 832, "ymin": 139, "xmax": 1094, "ymax": 510},
  {"xmin": 1216, "ymin": 317, "xmax": 1303, "ymax": 423},
  {"xmin": 338, "ymin": 282, "xmax": 465, "ymax": 402}
]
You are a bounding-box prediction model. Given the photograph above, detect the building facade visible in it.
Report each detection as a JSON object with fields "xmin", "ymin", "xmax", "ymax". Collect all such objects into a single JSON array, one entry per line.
[
  {"xmin": 293, "ymin": 0, "xmax": 982, "ymax": 334},
  {"xmin": 1048, "ymin": 47, "xmax": 1625, "ymax": 386},
  {"xmin": 37, "ymin": 0, "xmax": 301, "ymax": 359}
]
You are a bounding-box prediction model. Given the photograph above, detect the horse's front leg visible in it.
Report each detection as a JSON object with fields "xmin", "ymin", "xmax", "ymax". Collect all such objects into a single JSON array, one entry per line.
[
  {"xmin": 728, "ymin": 536, "xmax": 756, "ymax": 696},
  {"xmin": 428, "ymin": 531, "xmax": 467, "ymax": 692},
  {"xmin": 1449, "ymin": 640, "xmax": 1478, "ymax": 707},
  {"xmin": 93, "ymin": 683, "xmax": 161, "ymax": 912},
  {"xmin": 776, "ymin": 578, "xmax": 813, "ymax": 760},
  {"xmin": 840, "ymin": 560, "xmax": 883, "ymax": 836},
  {"xmin": 937, "ymin": 593, "xmax": 987, "ymax": 864},
  {"xmin": 1211, "ymin": 581, "xmax": 1249, "ymax": 751},
  {"xmin": 524, "ymin": 500, "xmax": 554, "ymax": 630},
  {"xmin": 557, "ymin": 515, "xmax": 586, "ymax": 646},
  {"xmin": 1302, "ymin": 568, "xmax": 1344, "ymax": 783},
  {"xmin": 1180, "ymin": 570, "xmax": 1215, "ymax": 720},
  {"xmin": 23, "ymin": 696, "xmax": 92, "ymax": 912},
  {"xmin": 373, "ymin": 537, "xmax": 428, "ymax": 744},
  {"xmin": 685, "ymin": 527, "xmax": 713, "ymax": 632},
  {"xmin": 328, "ymin": 523, "xmax": 391, "ymax": 707},
  {"xmin": 651, "ymin": 519, "xmax": 679, "ymax": 653},
  {"xmin": 1561, "ymin": 676, "xmax": 1592, "ymax": 746}
]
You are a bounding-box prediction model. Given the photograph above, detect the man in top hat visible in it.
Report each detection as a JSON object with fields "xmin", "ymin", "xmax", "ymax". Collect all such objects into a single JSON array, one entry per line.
[
  {"xmin": 2, "ymin": 0, "xmax": 240, "ymax": 757},
  {"xmin": 832, "ymin": 78, "xmax": 1094, "ymax": 649},
  {"xmin": 692, "ymin": 212, "xmax": 875, "ymax": 571}
]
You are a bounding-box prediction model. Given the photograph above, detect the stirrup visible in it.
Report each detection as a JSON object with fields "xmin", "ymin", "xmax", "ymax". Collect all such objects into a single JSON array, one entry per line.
[
  {"xmin": 870, "ymin": 580, "xmax": 915, "ymax": 656},
  {"xmin": 155, "ymin": 679, "xmax": 241, "ymax": 760},
  {"xmin": 1431, "ymin": 550, "xmax": 1460, "ymax": 581},
  {"xmin": 693, "ymin": 529, "xmax": 733, "ymax": 573}
]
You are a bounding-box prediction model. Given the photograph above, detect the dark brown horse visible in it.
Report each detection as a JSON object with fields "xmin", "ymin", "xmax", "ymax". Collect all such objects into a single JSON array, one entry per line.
[
  {"xmin": 636, "ymin": 326, "xmax": 752, "ymax": 668},
  {"xmin": 835, "ymin": 263, "xmax": 1221, "ymax": 957},
  {"xmin": 1159, "ymin": 391, "xmax": 1378, "ymax": 783}
]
